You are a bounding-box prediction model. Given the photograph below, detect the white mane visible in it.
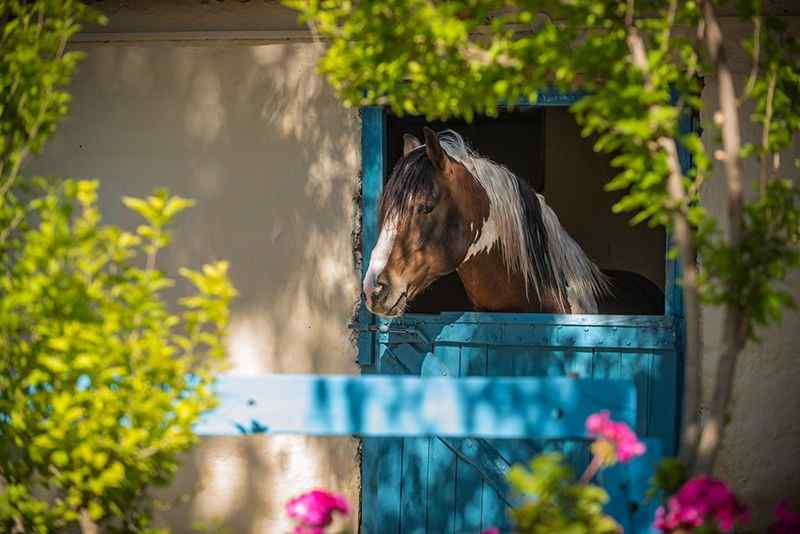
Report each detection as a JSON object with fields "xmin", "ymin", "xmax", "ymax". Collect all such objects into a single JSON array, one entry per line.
[{"xmin": 437, "ymin": 129, "xmax": 608, "ymax": 313}]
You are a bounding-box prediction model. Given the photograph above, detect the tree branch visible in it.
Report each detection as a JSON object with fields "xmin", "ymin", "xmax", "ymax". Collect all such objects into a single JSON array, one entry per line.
[
  {"xmin": 694, "ymin": 0, "xmax": 748, "ymax": 474},
  {"xmin": 0, "ymin": 30, "xmax": 70, "ymax": 205},
  {"xmin": 760, "ymin": 67, "xmax": 776, "ymax": 197},
  {"xmin": 703, "ymin": 1, "xmax": 744, "ymax": 245},
  {"xmin": 694, "ymin": 314, "xmax": 748, "ymax": 473},
  {"xmin": 79, "ymin": 509, "xmax": 99, "ymax": 534},
  {"xmin": 459, "ymin": 41, "xmax": 521, "ymax": 69},
  {"xmin": 659, "ymin": 138, "xmax": 703, "ymax": 469},
  {"xmin": 741, "ymin": 13, "xmax": 762, "ymax": 103},
  {"xmin": 625, "ymin": 0, "xmax": 704, "ymax": 469}
]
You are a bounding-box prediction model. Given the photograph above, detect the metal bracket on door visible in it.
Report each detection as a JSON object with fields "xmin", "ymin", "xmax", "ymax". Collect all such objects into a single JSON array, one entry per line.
[{"xmin": 349, "ymin": 322, "xmax": 432, "ymax": 352}]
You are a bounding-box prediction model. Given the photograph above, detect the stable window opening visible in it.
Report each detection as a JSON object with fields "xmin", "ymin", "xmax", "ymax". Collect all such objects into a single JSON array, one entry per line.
[{"xmin": 384, "ymin": 107, "xmax": 666, "ymax": 315}]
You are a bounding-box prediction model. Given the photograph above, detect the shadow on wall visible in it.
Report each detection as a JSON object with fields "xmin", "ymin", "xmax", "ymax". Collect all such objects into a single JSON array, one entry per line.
[
  {"xmin": 161, "ymin": 435, "xmax": 359, "ymax": 534},
  {"xmin": 27, "ymin": 42, "xmax": 363, "ymax": 533},
  {"xmin": 697, "ymin": 75, "xmax": 800, "ymax": 527},
  {"xmin": 42, "ymin": 42, "xmax": 362, "ymax": 375}
]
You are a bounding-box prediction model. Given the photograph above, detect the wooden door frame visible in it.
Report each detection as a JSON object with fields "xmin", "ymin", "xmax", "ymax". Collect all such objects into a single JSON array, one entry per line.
[{"xmin": 355, "ymin": 90, "xmax": 691, "ymax": 449}]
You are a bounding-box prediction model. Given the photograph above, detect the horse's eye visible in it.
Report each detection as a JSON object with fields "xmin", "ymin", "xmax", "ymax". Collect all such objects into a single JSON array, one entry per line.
[{"xmin": 420, "ymin": 203, "xmax": 436, "ymax": 214}]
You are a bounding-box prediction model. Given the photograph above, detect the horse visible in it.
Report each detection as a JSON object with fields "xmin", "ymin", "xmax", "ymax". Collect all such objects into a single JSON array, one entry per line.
[{"xmin": 362, "ymin": 127, "xmax": 664, "ymax": 318}]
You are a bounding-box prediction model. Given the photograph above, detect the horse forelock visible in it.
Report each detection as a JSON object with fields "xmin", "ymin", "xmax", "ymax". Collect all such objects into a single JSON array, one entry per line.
[
  {"xmin": 436, "ymin": 129, "xmax": 608, "ymax": 310},
  {"xmin": 379, "ymin": 148, "xmax": 436, "ymax": 228}
]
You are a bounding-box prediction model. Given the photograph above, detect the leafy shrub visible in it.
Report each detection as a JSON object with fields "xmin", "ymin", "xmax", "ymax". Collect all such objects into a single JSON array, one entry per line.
[{"xmin": 0, "ymin": 182, "xmax": 235, "ymax": 532}]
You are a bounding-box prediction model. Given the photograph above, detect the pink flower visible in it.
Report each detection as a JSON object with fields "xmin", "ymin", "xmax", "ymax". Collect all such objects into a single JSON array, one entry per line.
[
  {"xmin": 653, "ymin": 476, "xmax": 749, "ymax": 533},
  {"xmin": 770, "ymin": 499, "xmax": 800, "ymax": 534},
  {"xmin": 585, "ymin": 410, "xmax": 646, "ymax": 463},
  {"xmin": 481, "ymin": 528, "xmax": 501, "ymax": 534},
  {"xmin": 286, "ymin": 489, "xmax": 349, "ymax": 530}
]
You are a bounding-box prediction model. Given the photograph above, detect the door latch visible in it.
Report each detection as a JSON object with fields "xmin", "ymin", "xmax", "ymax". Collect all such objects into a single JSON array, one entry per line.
[{"xmin": 349, "ymin": 322, "xmax": 432, "ymax": 345}]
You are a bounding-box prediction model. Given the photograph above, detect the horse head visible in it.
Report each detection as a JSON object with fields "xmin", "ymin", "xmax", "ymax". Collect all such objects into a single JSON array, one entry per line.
[{"xmin": 363, "ymin": 128, "xmax": 489, "ymax": 317}]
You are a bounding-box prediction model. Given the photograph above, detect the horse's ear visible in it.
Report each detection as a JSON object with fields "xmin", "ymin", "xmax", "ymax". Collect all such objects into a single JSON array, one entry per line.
[
  {"xmin": 403, "ymin": 134, "xmax": 422, "ymax": 156},
  {"xmin": 423, "ymin": 127, "xmax": 448, "ymax": 171}
]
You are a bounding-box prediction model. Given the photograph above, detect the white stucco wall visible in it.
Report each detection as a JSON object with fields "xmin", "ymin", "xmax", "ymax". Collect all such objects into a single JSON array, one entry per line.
[{"xmin": 27, "ymin": 38, "xmax": 362, "ymax": 533}]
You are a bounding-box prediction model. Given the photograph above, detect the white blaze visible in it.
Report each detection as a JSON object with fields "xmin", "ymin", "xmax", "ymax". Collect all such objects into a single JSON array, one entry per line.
[{"xmin": 364, "ymin": 216, "xmax": 398, "ymax": 293}]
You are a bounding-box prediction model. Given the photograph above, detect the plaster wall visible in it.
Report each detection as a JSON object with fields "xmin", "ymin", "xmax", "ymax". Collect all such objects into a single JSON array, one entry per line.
[
  {"xmin": 27, "ymin": 40, "xmax": 362, "ymax": 533},
  {"xmin": 698, "ymin": 20, "xmax": 800, "ymax": 527}
]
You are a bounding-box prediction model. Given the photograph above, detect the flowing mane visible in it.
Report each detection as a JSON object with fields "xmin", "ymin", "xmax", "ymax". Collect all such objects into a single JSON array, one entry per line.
[{"xmin": 436, "ymin": 129, "xmax": 609, "ymax": 312}]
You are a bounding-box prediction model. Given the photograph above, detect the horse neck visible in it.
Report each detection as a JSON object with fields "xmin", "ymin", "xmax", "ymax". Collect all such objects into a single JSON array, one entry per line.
[
  {"xmin": 451, "ymin": 165, "xmax": 569, "ymax": 314},
  {"xmin": 457, "ymin": 247, "xmax": 568, "ymax": 313}
]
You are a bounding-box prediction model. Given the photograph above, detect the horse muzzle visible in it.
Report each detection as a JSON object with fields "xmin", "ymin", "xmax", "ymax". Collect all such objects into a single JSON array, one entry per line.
[{"xmin": 363, "ymin": 271, "xmax": 409, "ymax": 317}]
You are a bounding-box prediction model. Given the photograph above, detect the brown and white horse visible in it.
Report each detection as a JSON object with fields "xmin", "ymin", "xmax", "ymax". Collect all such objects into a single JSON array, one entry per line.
[{"xmin": 363, "ymin": 127, "xmax": 663, "ymax": 318}]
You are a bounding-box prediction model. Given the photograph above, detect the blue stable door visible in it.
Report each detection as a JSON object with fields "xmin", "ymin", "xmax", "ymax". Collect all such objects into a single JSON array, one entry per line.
[{"xmin": 356, "ymin": 98, "xmax": 689, "ymax": 533}]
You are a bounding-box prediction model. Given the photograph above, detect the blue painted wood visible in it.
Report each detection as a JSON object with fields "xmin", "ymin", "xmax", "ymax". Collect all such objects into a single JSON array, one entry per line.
[
  {"xmin": 196, "ymin": 374, "xmax": 637, "ymax": 439},
  {"xmin": 364, "ymin": 321, "xmax": 676, "ymax": 533},
  {"xmin": 380, "ymin": 315, "xmax": 676, "ymax": 351},
  {"xmin": 455, "ymin": 346, "xmax": 488, "ymax": 533},
  {"xmin": 428, "ymin": 436, "xmax": 458, "ymax": 533},
  {"xmin": 482, "ymin": 347, "xmax": 517, "ymax": 531},
  {"xmin": 601, "ymin": 438, "xmax": 663, "ymax": 534},
  {"xmin": 357, "ymin": 97, "xmax": 685, "ymax": 532},
  {"xmin": 500, "ymin": 89, "xmax": 587, "ymax": 109},
  {"xmin": 650, "ymin": 350, "xmax": 680, "ymax": 455},
  {"xmin": 415, "ymin": 311, "xmax": 675, "ymax": 327},
  {"xmin": 357, "ymin": 106, "xmax": 385, "ymax": 367},
  {"xmin": 628, "ymin": 439, "xmax": 664, "ymax": 534},
  {"xmin": 360, "ymin": 438, "xmax": 382, "ymax": 534},
  {"xmin": 361, "ymin": 437, "xmax": 403, "ymax": 534},
  {"xmin": 481, "ymin": 482, "xmax": 510, "ymax": 532},
  {"xmin": 400, "ymin": 436, "xmax": 429, "ymax": 534},
  {"xmin": 360, "ymin": 106, "xmax": 386, "ymax": 275},
  {"xmin": 424, "ymin": 344, "xmax": 460, "ymax": 534}
]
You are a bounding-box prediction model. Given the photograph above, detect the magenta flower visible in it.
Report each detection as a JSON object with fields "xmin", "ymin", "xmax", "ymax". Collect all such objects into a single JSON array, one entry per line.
[
  {"xmin": 585, "ymin": 410, "xmax": 646, "ymax": 463},
  {"xmin": 286, "ymin": 489, "xmax": 349, "ymax": 531},
  {"xmin": 770, "ymin": 499, "xmax": 800, "ymax": 534},
  {"xmin": 653, "ymin": 476, "xmax": 749, "ymax": 533},
  {"xmin": 481, "ymin": 528, "xmax": 501, "ymax": 534}
]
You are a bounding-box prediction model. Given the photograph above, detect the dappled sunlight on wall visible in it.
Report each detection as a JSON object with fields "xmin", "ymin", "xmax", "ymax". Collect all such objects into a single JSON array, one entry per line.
[
  {"xmin": 185, "ymin": 69, "xmax": 225, "ymax": 146},
  {"xmin": 27, "ymin": 41, "xmax": 362, "ymax": 533},
  {"xmin": 29, "ymin": 42, "xmax": 361, "ymax": 376},
  {"xmin": 157, "ymin": 435, "xmax": 359, "ymax": 534},
  {"xmin": 192, "ymin": 438, "xmax": 248, "ymax": 519},
  {"xmin": 699, "ymin": 63, "xmax": 800, "ymax": 527},
  {"xmin": 253, "ymin": 44, "xmax": 360, "ymax": 209}
]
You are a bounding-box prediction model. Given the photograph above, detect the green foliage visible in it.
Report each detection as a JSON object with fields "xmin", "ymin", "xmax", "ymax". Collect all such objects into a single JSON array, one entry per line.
[
  {"xmin": 507, "ymin": 453, "xmax": 621, "ymax": 534},
  {"xmin": 0, "ymin": 1, "xmax": 104, "ymax": 247},
  {"xmin": 0, "ymin": 2, "xmax": 236, "ymax": 532},
  {"xmin": 0, "ymin": 180, "xmax": 236, "ymax": 532},
  {"xmin": 699, "ymin": 179, "xmax": 800, "ymax": 333},
  {"xmin": 647, "ymin": 457, "xmax": 688, "ymax": 501},
  {"xmin": 288, "ymin": 0, "xmax": 800, "ymax": 338}
]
